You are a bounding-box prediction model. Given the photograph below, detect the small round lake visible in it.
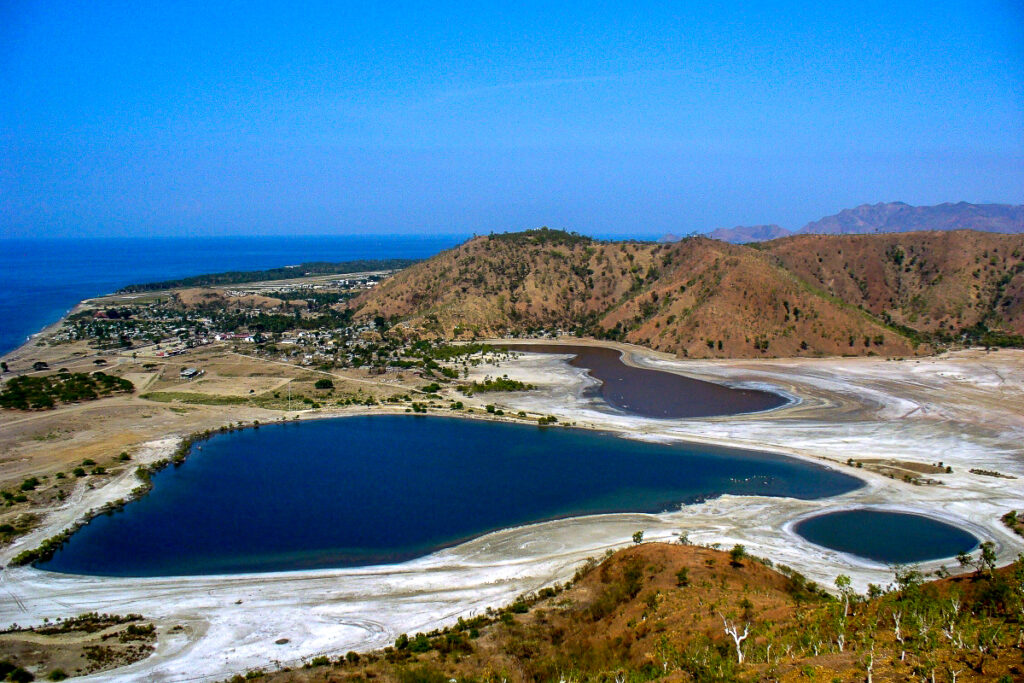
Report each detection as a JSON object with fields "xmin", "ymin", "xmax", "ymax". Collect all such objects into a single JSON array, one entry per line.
[
  {"xmin": 501, "ymin": 344, "xmax": 788, "ymax": 418},
  {"xmin": 794, "ymin": 509, "xmax": 979, "ymax": 564},
  {"xmin": 40, "ymin": 416, "xmax": 861, "ymax": 577}
]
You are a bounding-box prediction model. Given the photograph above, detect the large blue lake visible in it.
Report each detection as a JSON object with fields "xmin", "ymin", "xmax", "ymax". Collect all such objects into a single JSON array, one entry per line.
[{"xmin": 40, "ymin": 415, "xmax": 861, "ymax": 577}]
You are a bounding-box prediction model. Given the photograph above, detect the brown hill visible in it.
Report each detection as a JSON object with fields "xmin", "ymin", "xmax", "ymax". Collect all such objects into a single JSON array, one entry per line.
[
  {"xmin": 764, "ymin": 230, "xmax": 1024, "ymax": 338},
  {"xmin": 798, "ymin": 201, "xmax": 1024, "ymax": 235},
  {"xmin": 353, "ymin": 228, "xmax": 915, "ymax": 358},
  {"xmin": 252, "ymin": 542, "xmax": 1024, "ymax": 683},
  {"xmin": 354, "ymin": 228, "xmax": 1024, "ymax": 357}
]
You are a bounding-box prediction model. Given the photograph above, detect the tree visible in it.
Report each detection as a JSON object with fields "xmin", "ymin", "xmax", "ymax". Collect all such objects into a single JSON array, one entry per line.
[
  {"xmin": 720, "ymin": 614, "xmax": 750, "ymax": 664},
  {"xmin": 835, "ymin": 574, "xmax": 854, "ymax": 616},
  {"xmin": 632, "ymin": 530, "xmax": 644, "ymax": 545},
  {"xmin": 314, "ymin": 378, "xmax": 334, "ymax": 390},
  {"xmin": 729, "ymin": 544, "xmax": 746, "ymax": 567}
]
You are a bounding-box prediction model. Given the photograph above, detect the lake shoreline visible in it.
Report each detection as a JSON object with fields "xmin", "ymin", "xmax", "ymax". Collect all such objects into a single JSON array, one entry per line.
[{"xmin": 1, "ymin": 313, "xmax": 1023, "ymax": 681}]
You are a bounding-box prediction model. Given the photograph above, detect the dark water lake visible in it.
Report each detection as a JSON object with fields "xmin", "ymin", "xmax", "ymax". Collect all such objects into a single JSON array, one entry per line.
[
  {"xmin": 795, "ymin": 510, "xmax": 979, "ymax": 564},
  {"xmin": 41, "ymin": 416, "xmax": 860, "ymax": 577},
  {"xmin": 502, "ymin": 344, "xmax": 788, "ymax": 418}
]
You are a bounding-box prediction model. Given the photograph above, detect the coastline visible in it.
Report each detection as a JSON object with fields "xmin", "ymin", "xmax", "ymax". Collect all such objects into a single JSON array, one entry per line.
[{"xmin": 1, "ymin": 306, "xmax": 1023, "ymax": 681}]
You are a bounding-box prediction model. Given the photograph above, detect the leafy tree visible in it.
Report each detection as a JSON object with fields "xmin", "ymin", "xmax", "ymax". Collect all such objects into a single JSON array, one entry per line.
[{"xmin": 835, "ymin": 574, "xmax": 854, "ymax": 615}]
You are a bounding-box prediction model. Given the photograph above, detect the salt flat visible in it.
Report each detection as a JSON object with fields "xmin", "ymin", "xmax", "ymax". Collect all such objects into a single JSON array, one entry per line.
[{"xmin": 1, "ymin": 345, "xmax": 1022, "ymax": 682}]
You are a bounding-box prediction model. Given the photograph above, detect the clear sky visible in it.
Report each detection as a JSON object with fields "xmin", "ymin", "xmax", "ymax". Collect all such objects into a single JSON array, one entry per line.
[{"xmin": 2, "ymin": 1, "xmax": 1022, "ymax": 239}]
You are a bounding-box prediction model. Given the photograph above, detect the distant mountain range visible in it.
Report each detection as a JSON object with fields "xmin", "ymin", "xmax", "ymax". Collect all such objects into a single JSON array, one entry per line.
[
  {"xmin": 701, "ymin": 224, "xmax": 791, "ymax": 243},
  {"xmin": 674, "ymin": 202, "xmax": 1024, "ymax": 244}
]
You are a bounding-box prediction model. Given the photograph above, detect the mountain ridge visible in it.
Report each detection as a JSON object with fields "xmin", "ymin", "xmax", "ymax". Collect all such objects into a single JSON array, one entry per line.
[
  {"xmin": 352, "ymin": 228, "xmax": 1024, "ymax": 358},
  {"xmin": 662, "ymin": 202, "xmax": 1024, "ymax": 244}
]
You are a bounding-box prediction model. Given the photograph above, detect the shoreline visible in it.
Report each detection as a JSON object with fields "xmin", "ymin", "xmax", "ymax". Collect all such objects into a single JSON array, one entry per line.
[
  {"xmin": 1, "ymin": 306, "xmax": 1023, "ymax": 680},
  {"xmin": 20, "ymin": 408, "xmax": 867, "ymax": 580}
]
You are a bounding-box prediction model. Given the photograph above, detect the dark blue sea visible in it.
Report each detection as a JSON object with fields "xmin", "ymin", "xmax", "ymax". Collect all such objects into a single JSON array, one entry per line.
[
  {"xmin": 0, "ymin": 235, "xmax": 464, "ymax": 356},
  {"xmin": 40, "ymin": 415, "xmax": 862, "ymax": 576}
]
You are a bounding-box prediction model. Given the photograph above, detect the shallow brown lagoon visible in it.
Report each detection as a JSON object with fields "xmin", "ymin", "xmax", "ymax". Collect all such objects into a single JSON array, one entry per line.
[{"xmin": 502, "ymin": 344, "xmax": 788, "ymax": 418}]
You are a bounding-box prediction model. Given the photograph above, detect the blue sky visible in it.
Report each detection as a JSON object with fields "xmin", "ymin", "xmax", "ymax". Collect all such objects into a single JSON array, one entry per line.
[{"xmin": 2, "ymin": 1, "xmax": 1022, "ymax": 239}]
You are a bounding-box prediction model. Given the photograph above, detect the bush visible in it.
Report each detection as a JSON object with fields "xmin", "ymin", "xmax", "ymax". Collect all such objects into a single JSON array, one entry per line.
[
  {"xmin": 675, "ymin": 567, "xmax": 690, "ymax": 586},
  {"xmin": 314, "ymin": 379, "xmax": 334, "ymax": 390},
  {"xmin": 397, "ymin": 665, "xmax": 449, "ymax": 683},
  {"xmin": 8, "ymin": 666, "xmax": 34, "ymax": 682},
  {"xmin": 0, "ymin": 372, "xmax": 133, "ymax": 410}
]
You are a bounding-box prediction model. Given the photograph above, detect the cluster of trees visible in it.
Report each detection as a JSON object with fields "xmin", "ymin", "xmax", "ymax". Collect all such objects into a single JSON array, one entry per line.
[
  {"xmin": 116, "ymin": 259, "xmax": 417, "ymax": 292},
  {"xmin": 0, "ymin": 372, "xmax": 133, "ymax": 410},
  {"xmin": 460, "ymin": 375, "xmax": 534, "ymax": 396}
]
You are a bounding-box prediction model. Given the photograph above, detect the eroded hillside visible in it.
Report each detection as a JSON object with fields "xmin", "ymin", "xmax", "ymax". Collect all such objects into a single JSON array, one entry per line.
[
  {"xmin": 764, "ymin": 231, "xmax": 1024, "ymax": 339},
  {"xmin": 354, "ymin": 228, "xmax": 1024, "ymax": 358}
]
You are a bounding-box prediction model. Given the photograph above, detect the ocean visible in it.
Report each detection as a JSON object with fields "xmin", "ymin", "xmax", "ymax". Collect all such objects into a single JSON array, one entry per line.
[{"xmin": 0, "ymin": 235, "xmax": 464, "ymax": 356}]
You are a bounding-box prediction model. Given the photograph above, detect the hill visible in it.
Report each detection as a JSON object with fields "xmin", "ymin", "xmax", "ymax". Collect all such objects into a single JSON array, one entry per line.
[
  {"xmin": 797, "ymin": 202, "xmax": 1024, "ymax": 236},
  {"xmin": 353, "ymin": 228, "xmax": 917, "ymax": 358},
  {"xmin": 245, "ymin": 542, "xmax": 1024, "ymax": 683},
  {"xmin": 706, "ymin": 224, "xmax": 793, "ymax": 244},
  {"xmin": 764, "ymin": 231, "xmax": 1024, "ymax": 343}
]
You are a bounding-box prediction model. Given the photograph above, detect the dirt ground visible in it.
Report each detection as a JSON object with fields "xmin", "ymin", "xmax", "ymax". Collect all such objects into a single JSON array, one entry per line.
[{"xmin": 0, "ymin": 615, "xmax": 156, "ymax": 679}]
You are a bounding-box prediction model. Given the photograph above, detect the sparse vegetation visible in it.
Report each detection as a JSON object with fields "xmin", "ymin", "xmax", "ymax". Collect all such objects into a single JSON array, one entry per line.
[
  {"xmin": 241, "ymin": 543, "xmax": 1024, "ymax": 683},
  {"xmin": 0, "ymin": 372, "xmax": 133, "ymax": 410},
  {"xmin": 460, "ymin": 376, "xmax": 534, "ymax": 395}
]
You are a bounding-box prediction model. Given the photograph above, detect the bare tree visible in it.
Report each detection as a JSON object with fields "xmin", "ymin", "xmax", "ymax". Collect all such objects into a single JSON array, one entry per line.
[
  {"xmin": 862, "ymin": 643, "xmax": 875, "ymax": 683},
  {"xmin": 720, "ymin": 613, "xmax": 750, "ymax": 664},
  {"xmin": 892, "ymin": 610, "xmax": 905, "ymax": 661}
]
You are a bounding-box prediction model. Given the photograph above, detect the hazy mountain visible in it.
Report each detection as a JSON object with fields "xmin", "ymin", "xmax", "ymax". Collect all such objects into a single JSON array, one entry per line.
[
  {"xmin": 798, "ymin": 202, "xmax": 1024, "ymax": 235},
  {"xmin": 705, "ymin": 224, "xmax": 793, "ymax": 243}
]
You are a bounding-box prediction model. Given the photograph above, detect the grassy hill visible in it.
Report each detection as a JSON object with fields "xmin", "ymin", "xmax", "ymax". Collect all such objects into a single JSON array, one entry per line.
[
  {"xmin": 242, "ymin": 542, "xmax": 1024, "ymax": 683},
  {"xmin": 764, "ymin": 231, "xmax": 1024, "ymax": 343},
  {"xmin": 353, "ymin": 228, "xmax": 1024, "ymax": 357}
]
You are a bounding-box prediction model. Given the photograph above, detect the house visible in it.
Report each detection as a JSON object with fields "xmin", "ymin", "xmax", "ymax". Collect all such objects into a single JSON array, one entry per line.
[{"xmin": 180, "ymin": 367, "xmax": 203, "ymax": 380}]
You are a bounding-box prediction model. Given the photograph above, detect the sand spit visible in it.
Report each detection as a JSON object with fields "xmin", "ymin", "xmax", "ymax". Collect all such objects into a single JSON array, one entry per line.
[{"xmin": 2, "ymin": 345, "xmax": 1023, "ymax": 681}]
